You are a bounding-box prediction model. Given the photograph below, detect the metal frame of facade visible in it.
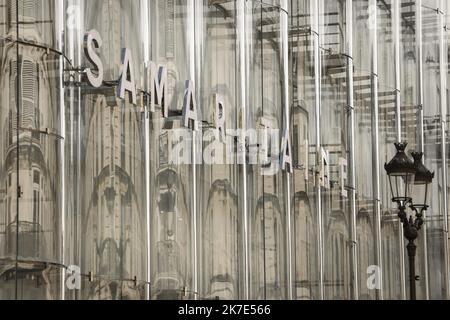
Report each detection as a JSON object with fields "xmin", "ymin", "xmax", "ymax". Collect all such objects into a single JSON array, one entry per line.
[{"xmin": 1, "ymin": 0, "xmax": 450, "ymax": 300}]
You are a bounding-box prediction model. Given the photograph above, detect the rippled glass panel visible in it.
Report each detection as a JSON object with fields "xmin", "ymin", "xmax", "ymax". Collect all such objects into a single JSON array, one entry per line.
[
  {"xmin": 62, "ymin": 0, "xmax": 150, "ymax": 300},
  {"xmin": 247, "ymin": 1, "xmax": 289, "ymax": 300},
  {"xmin": 400, "ymin": 0, "xmax": 420, "ymax": 149},
  {"xmin": 353, "ymin": 0, "xmax": 377, "ymax": 300},
  {"xmin": 0, "ymin": 0, "xmax": 65, "ymax": 300},
  {"xmin": 289, "ymin": 0, "xmax": 320, "ymax": 300},
  {"xmin": 148, "ymin": 0, "xmax": 195, "ymax": 300},
  {"xmin": 197, "ymin": 0, "xmax": 241, "ymax": 300},
  {"xmin": 0, "ymin": 0, "xmax": 18, "ymax": 300},
  {"xmin": 421, "ymin": 1, "xmax": 447, "ymax": 300},
  {"xmin": 319, "ymin": 0, "xmax": 352, "ymax": 300},
  {"xmin": 377, "ymin": 0, "xmax": 403, "ymax": 300}
]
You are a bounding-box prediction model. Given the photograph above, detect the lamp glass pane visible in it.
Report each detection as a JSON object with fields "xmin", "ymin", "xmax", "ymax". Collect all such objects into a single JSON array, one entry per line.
[
  {"xmin": 388, "ymin": 175, "xmax": 395, "ymax": 200},
  {"xmin": 403, "ymin": 173, "xmax": 415, "ymax": 199},
  {"xmin": 412, "ymin": 183, "xmax": 428, "ymax": 207},
  {"xmin": 388, "ymin": 172, "xmax": 414, "ymax": 201}
]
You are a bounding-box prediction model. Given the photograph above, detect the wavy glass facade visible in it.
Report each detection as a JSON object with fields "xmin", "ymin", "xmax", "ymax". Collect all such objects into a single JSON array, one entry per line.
[{"xmin": 0, "ymin": 0, "xmax": 450, "ymax": 300}]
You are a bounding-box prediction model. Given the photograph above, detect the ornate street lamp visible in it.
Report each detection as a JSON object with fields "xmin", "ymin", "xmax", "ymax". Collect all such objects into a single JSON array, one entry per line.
[
  {"xmin": 384, "ymin": 143, "xmax": 434, "ymax": 300},
  {"xmin": 385, "ymin": 142, "xmax": 416, "ymax": 208},
  {"xmin": 410, "ymin": 152, "xmax": 434, "ymax": 216}
]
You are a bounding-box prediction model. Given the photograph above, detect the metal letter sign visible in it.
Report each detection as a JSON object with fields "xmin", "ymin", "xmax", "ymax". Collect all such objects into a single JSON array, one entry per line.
[
  {"xmin": 281, "ymin": 130, "xmax": 293, "ymax": 174},
  {"xmin": 80, "ymin": 29, "xmax": 294, "ymax": 172},
  {"xmin": 320, "ymin": 148, "xmax": 331, "ymax": 189},
  {"xmin": 182, "ymin": 80, "xmax": 199, "ymax": 131},
  {"xmin": 84, "ymin": 30, "xmax": 104, "ymax": 88},
  {"xmin": 147, "ymin": 61, "xmax": 168, "ymax": 118},
  {"xmin": 118, "ymin": 48, "xmax": 137, "ymax": 104}
]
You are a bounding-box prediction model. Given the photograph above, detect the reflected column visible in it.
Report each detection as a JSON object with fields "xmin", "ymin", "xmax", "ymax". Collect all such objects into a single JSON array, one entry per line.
[
  {"xmin": 370, "ymin": 0, "xmax": 384, "ymax": 300},
  {"xmin": 313, "ymin": 0, "xmax": 324, "ymax": 300},
  {"xmin": 148, "ymin": 0, "xmax": 197, "ymax": 300},
  {"xmin": 196, "ymin": 0, "xmax": 242, "ymax": 300},
  {"xmin": 0, "ymin": 0, "xmax": 65, "ymax": 300},
  {"xmin": 345, "ymin": 0, "xmax": 359, "ymax": 300},
  {"xmin": 438, "ymin": 2, "xmax": 450, "ymax": 299},
  {"xmin": 75, "ymin": 0, "xmax": 149, "ymax": 300}
]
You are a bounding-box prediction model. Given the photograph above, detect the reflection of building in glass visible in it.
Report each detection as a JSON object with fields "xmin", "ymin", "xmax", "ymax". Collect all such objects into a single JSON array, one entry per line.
[
  {"xmin": 152, "ymin": 166, "xmax": 190, "ymax": 300},
  {"xmin": 0, "ymin": 0, "xmax": 62, "ymax": 300},
  {"xmin": 202, "ymin": 178, "xmax": 238, "ymax": 300},
  {"xmin": 79, "ymin": 0, "xmax": 147, "ymax": 300},
  {"xmin": 82, "ymin": 101, "xmax": 146, "ymax": 300},
  {"xmin": 0, "ymin": 0, "xmax": 450, "ymax": 301}
]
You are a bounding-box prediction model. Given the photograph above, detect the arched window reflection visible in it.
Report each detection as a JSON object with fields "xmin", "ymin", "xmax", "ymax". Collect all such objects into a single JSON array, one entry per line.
[
  {"xmin": 252, "ymin": 193, "xmax": 285, "ymax": 300},
  {"xmin": 198, "ymin": 0, "xmax": 240, "ymax": 300},
  {"xmin": 152, "ymin": 167, "xmax": 190, "ymax": 300},
  {"xmin": 381, "ymin": 214, "xmax": 402, "ymax": 300},
  {"xmin": 293, "ymin": 192, "xmax": 316, "ymax": 300},
  {"xmin": 427, "ymin": 227, "xmax": 447, "ymax": 300},
  {"xmin": 202, "ymin": 179, "xmax": 238, "ymax": 300},
  {"xmin": 82, "ymin": 101, "xmax": 146, "ymax": 300},
  {"xmin": 325, "ymin": 210, "xmax": 350, "ymax": 300},
  {"xmin": 357, "ymin": 208, "xmax": 375, "ymax": 300}
]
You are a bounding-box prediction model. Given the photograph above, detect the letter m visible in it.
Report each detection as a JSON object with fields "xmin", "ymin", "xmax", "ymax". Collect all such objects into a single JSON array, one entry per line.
[{"xmin": 147, "ymin": 61, "xmax": 168, "ymax": 118}]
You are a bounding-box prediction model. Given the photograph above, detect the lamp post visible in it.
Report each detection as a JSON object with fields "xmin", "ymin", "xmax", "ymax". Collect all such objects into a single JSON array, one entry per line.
[{"xmin": 384, "ymin": 143, "xmax": 434, "ymax": 300}]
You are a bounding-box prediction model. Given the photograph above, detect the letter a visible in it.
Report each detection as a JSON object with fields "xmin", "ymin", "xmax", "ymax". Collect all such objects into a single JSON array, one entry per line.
[
  {"xmin": 281, "ymin": 129, "xmax": 293, "ymax": 173},
  {"xmin": 66, "ymin": 265, "xmax": 81, "ymax": 290},
  {"xmin": 182, "ymin": 80, "xmax": 199, "ymax": 131},
  {"xmin": 118, "ymin": 48, "xmax": 137, "ymax": 105},
  {"xmin": 214, "ymin": 94, "xmax": 226, "ymax": 143}
]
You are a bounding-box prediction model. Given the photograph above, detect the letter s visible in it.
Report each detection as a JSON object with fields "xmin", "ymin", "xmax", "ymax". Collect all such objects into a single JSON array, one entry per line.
[{"xmin": 84, "ymin": 30, "xmax": 104, "ymax": 88}]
